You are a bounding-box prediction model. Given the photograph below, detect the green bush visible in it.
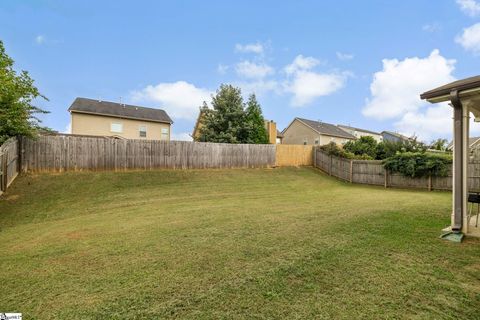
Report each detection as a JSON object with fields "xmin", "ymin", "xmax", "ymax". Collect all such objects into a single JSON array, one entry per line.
[
  {"xmin": 382, "ymin": 152, "xmax": 452, "ymax": 178},
  {"xmin": 319, "ymin": 142, "xmax": 373, "ymax": 160},
  {"xmin": 375, "ymin": 139, "xmax": 426, "ymax": 160},
  {"xmin": 343, "ymin": 136, "xmax": 378, "ymax": 158}
]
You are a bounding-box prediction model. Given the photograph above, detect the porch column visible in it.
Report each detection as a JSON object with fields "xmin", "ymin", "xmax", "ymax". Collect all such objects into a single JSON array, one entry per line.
[{"xmin": 452, "ymin": 98, "xmax": 469, "ymax": 233}]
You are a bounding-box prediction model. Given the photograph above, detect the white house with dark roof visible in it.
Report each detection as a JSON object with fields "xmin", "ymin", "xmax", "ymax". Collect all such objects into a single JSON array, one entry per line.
[
  {"xmin": 281, "ymin": 118, "xmax": 356, "ymax": 146},
  {"xmin": 68, "ymin": 97, "xmax": 173, "ymax": 140},
  {"xmin": 337, "ymin": 124, "xmax": 383, "ymax": 142}
]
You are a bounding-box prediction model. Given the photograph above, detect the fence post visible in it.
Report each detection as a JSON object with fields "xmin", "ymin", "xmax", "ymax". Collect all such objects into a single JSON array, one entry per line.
[
  {"xmin": 313, "ymin": 146, "xmax": 316, "ymax": 168},
  {"xmin": 349, "ymin": 160, "xmax": 353, "ymax": 183},
  {"xmin": 329, "ymin": 155, "xmax": 332, "ymax": 175},
  {"xmin": 2, "ymin": 151, "xmax": 7, "ymax": 191},
  {"xmin": 428, "ymin": 175, "xmax": 432, "ymax": 191},
  {"xmin": 384, "ymin": 168, "xmax": 388, "ymax": 188}
]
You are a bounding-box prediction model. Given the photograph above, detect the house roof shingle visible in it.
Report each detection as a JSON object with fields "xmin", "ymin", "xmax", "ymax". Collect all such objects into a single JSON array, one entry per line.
[
  {"xmin": 337, "ymin": 124, "xmax": 380, "ymax": 136},
  {"xmin": 446, "ymin": 137, "xmax": 480, "ymax": 150},
  {"xmin": 68, "ymin": 97, "xmax": 173, "ymax": 124},
  {"xmin": 296, "ymin": 118, "xmax": 356, "ymax": 139}
]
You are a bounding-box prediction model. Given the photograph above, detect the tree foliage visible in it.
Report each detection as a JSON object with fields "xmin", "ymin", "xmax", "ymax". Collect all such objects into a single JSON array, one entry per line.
[
  {"xmin": 429, "ymin": 138, "xmax": 449, "ymax": 151},
  {"xmin": 319, "ymin": 142, "xmax": 373, "ymax": 160},
  {"xmin": 0, "ymin": 40, "xmax": 49, "ymax": 144},
  {"xmin": 245, "ymin": 94, "xmax": 269, "ymax": 144},
  {"xmin": 375, "ymin": 139, "xmax": 426, "ymax": 160},
  {"xmin": 383, "ymin": 152, "xmax": 452, "ymax": 178},
  {"xmin": 196, "ymin": 84, "xmax": 268, "ymax": 144},
  {"xmin": 343, "ymin": 136, "xmax": 378, "ymax": 159}
]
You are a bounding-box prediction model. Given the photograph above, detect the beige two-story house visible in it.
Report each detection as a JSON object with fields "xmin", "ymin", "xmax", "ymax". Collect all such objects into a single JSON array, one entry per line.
[
  {"xmin": 337, "ymin": 124, "xmax": 383, "ymax": 142},
  {"xmin": 282, "ymin": 118, "xmax": 356, "ymax": 145},
  {"xmin": 69, "ymin": 97, "xmax": 173, "ymax": 140}
]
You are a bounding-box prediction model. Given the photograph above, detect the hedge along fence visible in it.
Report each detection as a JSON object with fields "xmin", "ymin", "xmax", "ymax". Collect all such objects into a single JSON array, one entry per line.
[
  {"xmin": 314, "ymin": 148, "xmax": 473, "ymax": 191},
  {"xmin": 0, "ymin": 137, "xmax": 20, "ymax": 194},
  {"xmin": 19, "ymin": 135, "xmax": 277, "ymax": 172}
]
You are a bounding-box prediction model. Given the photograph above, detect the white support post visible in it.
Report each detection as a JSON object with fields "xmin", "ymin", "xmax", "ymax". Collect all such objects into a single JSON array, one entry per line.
[{"xmin": 462, "ymin": 105, "xmax": 470, "ymax": 234}]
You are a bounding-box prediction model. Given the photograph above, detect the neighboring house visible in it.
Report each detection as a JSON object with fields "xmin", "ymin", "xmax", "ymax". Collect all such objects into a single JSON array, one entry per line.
[
  {"xmin": 381, "ymin": 131, "xmax": 413, "ymax": 143},
  {"xmin": 282, "ymin": 118, "xmax": 356, "ymax": 145},
  {"xmin": 192, "ymin": 109, "xmax": 206, "ymax": 141},
  {"xmin": 276, "ymin": 130, "xmax": 284, "ymax": 144},
  {"xmin": 69, "ymin": 97, "xmax": 173, "ymax": 140},
  {"xmin": 337, "ymin": 124, "xmax": 383, "ymax": 142},
  {"xmin": 446, "ymin": 137, "xmax": 480, "ymax": 151}
]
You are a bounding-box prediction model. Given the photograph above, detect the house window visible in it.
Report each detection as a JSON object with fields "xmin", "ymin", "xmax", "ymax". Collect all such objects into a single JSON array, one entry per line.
[
  {"xmin": 303, "ymin": 138, "xmax": 307, "ymax": 145},
  {"xmin": 161, "ymin": 127, "xmax": 169, "ymax": 139},
  {"xmin": 314, "ymin": 139, "xmax": 319, "ymax": 145},
  {"xmin": 111, "ymin": 122, "xmax": 123, "ymax": 133},
  {"xmin": 139, "ymin": 125, "xmax": 147, "ymax": 137}
]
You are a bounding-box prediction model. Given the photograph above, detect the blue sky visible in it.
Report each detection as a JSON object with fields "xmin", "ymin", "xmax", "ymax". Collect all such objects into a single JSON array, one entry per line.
[{"xmin": 1, "ymin": 0, "xmax": 480, "ymax": 142}]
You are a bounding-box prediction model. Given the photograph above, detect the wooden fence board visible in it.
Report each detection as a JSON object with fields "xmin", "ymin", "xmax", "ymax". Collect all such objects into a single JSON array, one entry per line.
[
  {"xmin": 20, "ymin": 135, "xmax": 276, "ymax": 172},
  {"xmin": 314, "ymin": 148, "xmax": 480, "ymax": 191}
]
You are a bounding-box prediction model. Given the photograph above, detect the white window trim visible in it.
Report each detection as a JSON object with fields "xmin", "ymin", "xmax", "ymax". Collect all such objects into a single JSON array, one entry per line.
[
  {"xmin": 139, "ymin": 125, "xmax": 147, "ymax": 137},
  {"xmin": 111, "ymin": 122, "xmax": 123, "ymax": 133}
]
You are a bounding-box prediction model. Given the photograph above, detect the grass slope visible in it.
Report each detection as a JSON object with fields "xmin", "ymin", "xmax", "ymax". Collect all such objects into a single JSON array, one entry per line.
[{"xmin": 0, "ymin": 168, "xmax": 479, "ymax": 319}]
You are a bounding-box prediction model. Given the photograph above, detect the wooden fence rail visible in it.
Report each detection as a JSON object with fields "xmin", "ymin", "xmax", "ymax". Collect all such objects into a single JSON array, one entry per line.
[
  {"xmin": 0, "ymin": 137, "xmax": 20, "ymax": 195},
  {"xmin": 20, "ymin": 135, "xmax": 276, "ymax": 172},
  {"xmin": 314, "ymin": 148, "xmax": 467, "ymax": 191}
]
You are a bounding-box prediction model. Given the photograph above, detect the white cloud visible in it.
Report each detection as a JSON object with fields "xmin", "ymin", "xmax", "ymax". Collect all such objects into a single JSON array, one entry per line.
[
  {"xmin": 284, "ymin": 55, "xmax": 320, "ymax": 74},
  {"xmin": 422, "ymin": 23, "xmax": 441, "ymax": 33},
  {"xmin": 63, "ymin": 121, "xmax": 72, "ymax": 134},
  {"xmin": 362, "ymin": 49, "xmax": 456, "ymax": 120},
  {"xmin": 394, "ymin": 104, "xmax": 452, "ymax": 142},
  {"xmin": 285, "ymin": 71, "xmax": 347, "ymax": 107},
  {"xmin": 235, "ymin": 42, "xmax": 264, "ymax": 54},
  {"xmin": 336, "ymin": 52, "xmax": 354, "ymax": 61},
  {"xmin": 235, "ymin": 61, "xmax": 274, "ymax": 79},
  {"xmin": 35, "ymin": 35, "xmax": 45, "ymax": 45},
  {"xmin": 455, "ymin": 23, "xmax": 480, "ymax": 55},
  {"xmin": 171, "ymin": 132, "xmax": 193, "ymax": 141},
  {"xmin": 130, "ymin": 81, "xmax": 212, "ymax": 120},
  {"xmin": 456, "ymin": 0, "xmax": 480, "ymax": 16},
  {"xmin": 236, "ymin": 80, "xmax": 280, "ymax": 96},
  {"xmin": 217, "ymin": 64, "xmax": 229, "ymax": 74}
]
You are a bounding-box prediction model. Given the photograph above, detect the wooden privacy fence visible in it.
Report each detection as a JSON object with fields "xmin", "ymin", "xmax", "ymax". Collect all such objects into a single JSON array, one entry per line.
[
  {"xmin": 275, "ymin": 144, "xmax": 313, "ymax": 167},
  {"xmin": 314, "ymin": 148, "xmax": 467, "ymax": 191},
  {"xmin": 314, "ymin": 149, "xmax": 462, "ymax": 190},
  {"xmin": 0, "ymin": 137, "xmax": 20, "ymax": 194},
  {"xmin": 20, "ymin": 135, "xmax": 276, "ymax": 172}
]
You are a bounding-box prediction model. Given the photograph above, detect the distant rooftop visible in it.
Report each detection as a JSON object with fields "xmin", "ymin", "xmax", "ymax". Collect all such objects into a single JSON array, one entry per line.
[
  {"xmin": 68, "ymin": 97, "xmax": 173, "ymax": 124},
  {"xmin": 296, "ymin": 118, "xmax": 356, "ymax": 139},
  {"xmin": 337, "ymin": 124, "xmax": 380, "ymax": 136}
]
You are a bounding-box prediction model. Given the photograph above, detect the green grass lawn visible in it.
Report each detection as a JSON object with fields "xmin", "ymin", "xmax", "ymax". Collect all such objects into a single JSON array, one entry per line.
[{"xmin": 0, "ymin": 167, "xmax": 479, "ymax": 319}]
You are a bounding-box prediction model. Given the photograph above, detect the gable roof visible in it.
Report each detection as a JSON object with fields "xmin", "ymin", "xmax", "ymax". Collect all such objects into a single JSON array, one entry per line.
[
  {"xmin": 337, "ymin": 124, "xmax": 380, "ymax": 136},
  {"xmin": 381, "ymin": 130, "xmax": 412, "ymax": 141},
  {"xmin": 446, "ymin": 137, "xmax": 480, "ymax": 150},
  {"xmin": 293, "ymin": 118, "xmax": 356, "ymax": 139},
  {"xmin": 68, "ymin": 97, "xmax": 173, "ymax": 124}
]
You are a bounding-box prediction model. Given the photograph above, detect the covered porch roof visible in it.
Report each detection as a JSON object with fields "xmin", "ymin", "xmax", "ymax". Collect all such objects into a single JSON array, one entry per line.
[
  {"xmin": 420, "ymin": 75, "xmax": 480, "ymax": 119},
  {"xmin": 420, "ymin": 75, "xmax": 480, "ymax": 241}
]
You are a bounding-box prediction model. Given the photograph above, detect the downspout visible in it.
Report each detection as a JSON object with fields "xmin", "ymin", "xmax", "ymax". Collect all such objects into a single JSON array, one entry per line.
[{"xmin": 450, "ymin": 90, "xmax": 463, "ymax": 232}]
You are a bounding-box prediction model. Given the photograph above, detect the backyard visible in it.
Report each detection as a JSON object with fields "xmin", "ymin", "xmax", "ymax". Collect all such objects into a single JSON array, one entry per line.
[{"xmin": 0, "ymin": 167, "xmax": 479, "ymax": 319}]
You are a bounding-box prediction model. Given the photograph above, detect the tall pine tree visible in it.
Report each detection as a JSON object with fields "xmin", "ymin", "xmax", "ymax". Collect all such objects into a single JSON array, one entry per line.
[
  {"xmin": 245, "ymin": 94, "xmax": 268, "ymax": 144},
  {"xmin": 197, "ymin": 85, "xmax": 270, "ymax": 144}
]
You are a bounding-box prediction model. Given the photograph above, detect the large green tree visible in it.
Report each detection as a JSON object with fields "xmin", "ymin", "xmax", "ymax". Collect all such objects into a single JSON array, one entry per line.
[
  {"xmin": 245, "ymin": 94, "xmax": 268, "ymax": 144},
  {"xmin": 0, "ymin": 40, "xmax": 49, "ymax": 144},
  {"xmin": 197, "ymin": 84, "xmax": 269, "ymax": 144}
]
